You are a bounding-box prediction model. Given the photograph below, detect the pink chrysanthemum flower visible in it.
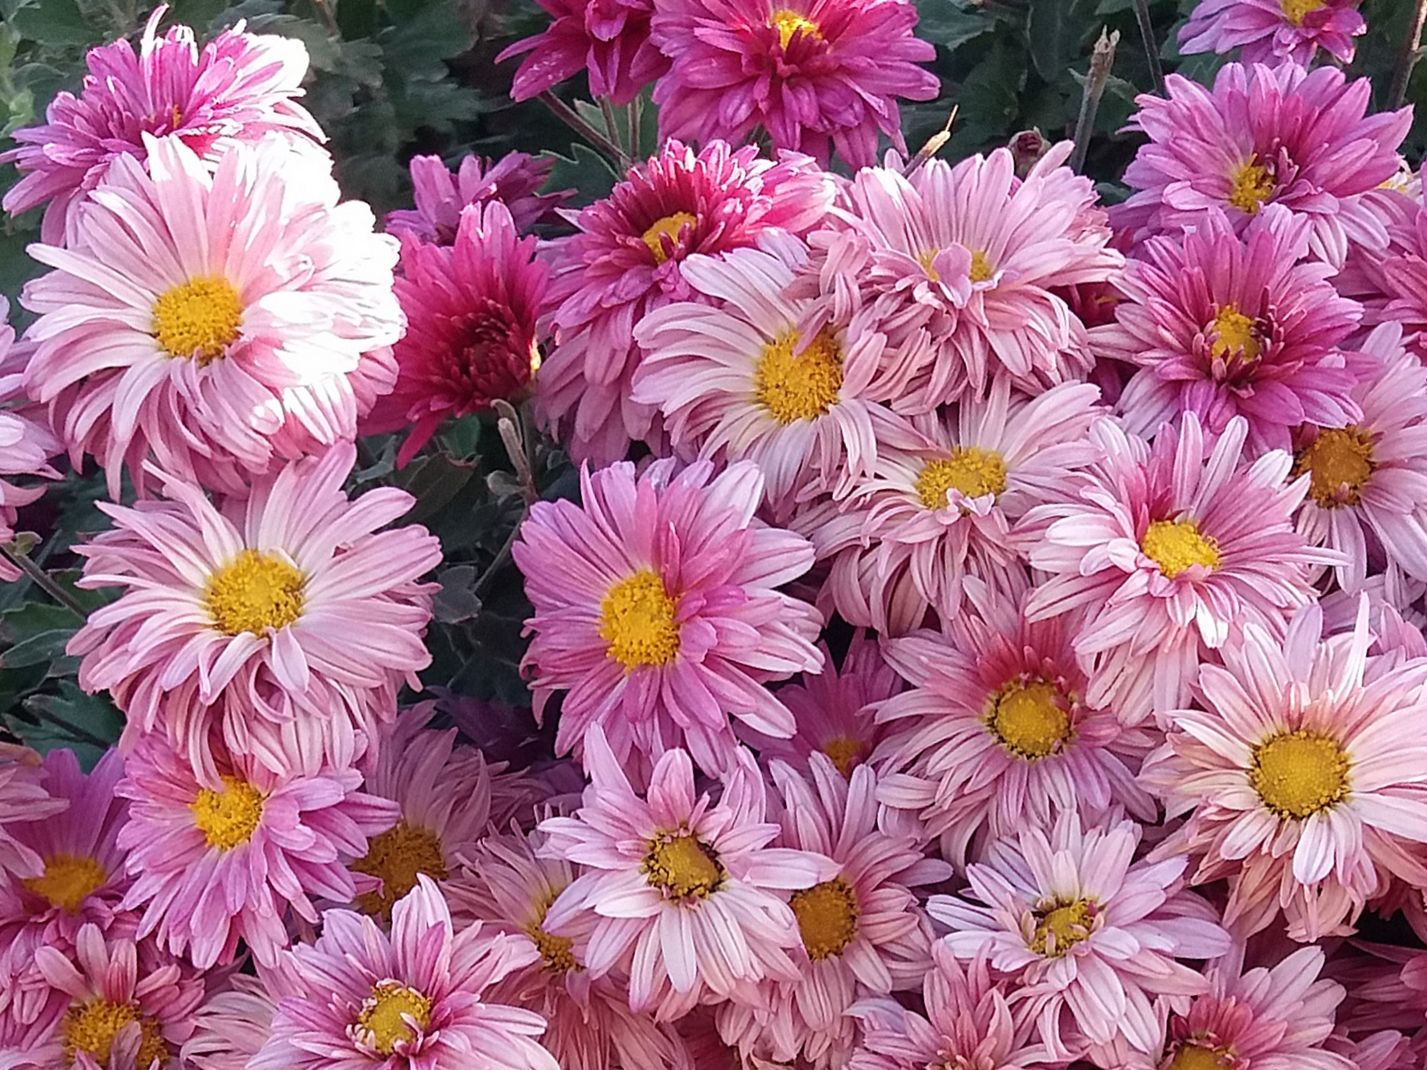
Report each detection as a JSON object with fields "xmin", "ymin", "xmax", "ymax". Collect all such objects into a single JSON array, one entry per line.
[
  {"xmin": 182, "ymin": 970, "xmax": 287, "ymax": 1070},
  {"xmin": 1103, "ymin": 207, "xmax": 1362, "ymax": 454},
  {"xmin": 1178, "ymin": 0, "xmax": 1365, "ymax": 65},
  {"xmin": 716, "ymin": 756, "xmax": 951, "ymax": 1068},
  {"xmin": 513, "ymin": 459, "xmax": 823, "ymax": 777},
  {"xmin": 929, "ymin": 812, "xmax": 1231, "ymax": 1059},
  {"xmin": 874, "ymin": 579, "xmax": 1156, "ymax": 867},
  {"xmin": 1022, "ymin": 414, "xmax": 1337, "ymax": 723},
  {"xmin": 1118, "ymin": 64, "xmax": 1410, "ymax": 268},
  {"xmin": 21, "ymin": 135, "xmax": 401, "ymax": 497},
  {"xmin": 649, "ymin": 0, "xmax": 937, "ymax": 168},
  {"xmin": 535, "ymin": 140, "xmax": 832, "ymax": 464},
  {"xmin": 1, "ymin": 7, "xmax": 322, "ymax": 244},
  {"xmin": 385, "ymin": 152, "xmax": 569, "ymax": 242},
  {"xmin": 68, "ymin": 445, "xmax": 441, "ymax": 781},
  {"xmin": 1141, "ymin": 601, "xmax": 1427, "ymax": 941},
  {"xmin": 794, "ymin": 142, "xmax": 1122, "ymax": 410},
  {"xmin": 0, "ymin": 302, "xmax": 61, "ymax": 583},
  {"xmin": 252, "ymin": 876, "xmax": 558, "ymax": 1070},
  {"xmin": 538, "ymin": 729, "xmax": 839, "ymax": 1021},
  {"xmin": 1371, "ymin": 185, "xmax": 1427, "ymax": 361},
  {"xmin": 0, "ymin": 748, "xmax": 65, "ymax": 881},
  {"xmin": 361, "ymin": 203, "xmax": 548, "ymax": 467},
  {"xmin": 498, "ymin": 0, "xmax": 670, "ymax": 104}
]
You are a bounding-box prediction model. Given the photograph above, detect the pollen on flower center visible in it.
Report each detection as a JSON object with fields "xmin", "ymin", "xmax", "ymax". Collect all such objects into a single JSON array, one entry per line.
[
  {"xmin": 968, "ymin": 249, "xmax": 995, "ymax": 283},
  {"xmin": 1030, "ymin": 898, "xmax": 1095, "ymax": 957},
  {"xmin": 599, "ymin": 569, "xmax": 681, "ymax": 671},
  {"xmin": 1207, "ymin": 304, "xmax": 1262, "ymax": 367},
  {"xmin": 1294, "ymin": 426, "xmax": 1375, "ymax": 508},
  {"xmin": 204, "ymin": 549, "xmax": 306, "ymax": 637},
  {"xmin": 1165, "ymin": 1042, "xmax": 1236, "ymax": 1070},
  {"xmin": 641, "ymin": 212, "xmax": 697, "ymax": 264},
  {"xmin": 769, "ymin": 8, "xmax": 823, "ymax": 47},
  {"xmin": 152, "ymin": 275, "xmax": 243, "ymax": 362},
  {"xmin": 1141, "ymin": 519, "xmax": 1220, "ymax": 578},
  {"xmin": 355, "ymin": 981, "xmax": 431, "ymax": 1056},
  {"xmin": 527, "ymin": 915, "xmax": 580, "ymax": 974},
  {"xmin": 62, "ymin": 999, "xmax": 167, "ymax": 1069},
  {"xmin": 916, "ymin": 248, "xmax": 941, "ymax": 282},
  {"xmin": 1250, "ymin": 730, "xmax": 1350, "ymax": 819},
  {"xmin": 190, "ymin": 775, "xmax": 265, "ymax": 851},
  {"xmin": 1228, "ymin": 157, "xmax": 1275, "ymax": 214},
  {"xmin": 789, "ymin": 877, "xmax": 859, "ymax": 959},
  {"xmin": 987, "ymin": 679, "xmax": 1072, "ymax": 760},
  {"xmin": 821, "ymin": 736, "xmax": 865, "ymax": 778},
  {"xmin": 1280, "ymin": 0, "xmax": 1325, "ymax": 24},
  {"xmin": 643, "ymin": 832, "xmax": 724, "ymax": 900},
  {"xmin": 754, "ymin": 329, "xmax": 844, "ymax": 424},
  {"xmin": 351, "ymin": 820, "xmax": 448, "ymax": 919},
  {"xmin": 21, "ymin": 853, "xmax": 107, "ymax": 913},
  {"xmin": 916, "ymin": 447, "xmax": 1008, "ymax": 509}
]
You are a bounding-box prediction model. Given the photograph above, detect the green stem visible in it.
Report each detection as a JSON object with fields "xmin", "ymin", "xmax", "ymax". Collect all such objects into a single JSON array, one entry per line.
[{"xmin": 0, "ymin": 545, "xmax": 85, "ymax": 618}]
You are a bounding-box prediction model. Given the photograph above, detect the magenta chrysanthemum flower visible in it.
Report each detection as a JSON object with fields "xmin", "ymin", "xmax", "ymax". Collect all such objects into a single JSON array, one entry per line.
[
  {"xmin": 361, "ymin": 203, "xmax": 548, "ymax": 467},
  {"xmin": 21, "ymin": 135, "xmax": 401, "ymax": 497},
  {"xmin": 512, "ymin": 459, "xmax": 823, "ymax": 777},
  {"xmin": 538, "ymin": 729, "xmax": 839, "ymax": 1021},
  {"xmin": 1118, "ymin": 63, "xmax": 1410, "ymax": 267},
  {"xmin": 385, "ymin": 152, "xmax": 569, "ymax": 242},
  {"xmin": 1141, "ymin": 601, "xmax": 1427, "ymax": 941},
  {"xmin": 498, "ymin": 0, "xmax": 670, "ymax": 104},
  {"xmin": 716, "ymin": 756, "xmax": 951, "ymax": 1068},
  {"xmin": 1022, "ymin": 414, "xmax": 1337, "ymax": 723},
  {"xmin": 252, "ymin": 877, "xmax": 558, "ymax": 1070},
  {"xmin": 929, "ymin": 812, "xmax": 1231, "ymax": 1059},
  {"xmin": 649, "ymin": 0, "xmax": 937, "ymax": 168},
  {"xmin": 1104, "ymin": 207, "xmax": 1362, "ymax": 454},
  {"xmin": 535, "ymin": 140, "xmax": 832, "ymax": 464},
  {"xmin": 1, "ymin": 7, "xmax": 322, "ymax": 244},
  {"xmin": 1178, "ymin": 0, "xmax": 1365, "ymax": 65},
  {"xmin": 0, "ymin": 749, "xmax": 65, "ymax": 882},
  {"xmin": 69, "ymin": 445, "xmax": 441, "ymax": 781}
]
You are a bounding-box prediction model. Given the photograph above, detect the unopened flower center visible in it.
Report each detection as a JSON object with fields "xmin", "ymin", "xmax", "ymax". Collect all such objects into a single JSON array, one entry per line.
[
  {"xmin": 62, "ymin": 999, "xmax": 167, "ymax": 1069},
  {"xmin": 1294, "ymin": 426, "xmax": 1375, "ymax": 508},
  {"xmin": 641, "ymin": 212, "xmax": 697, "ymax": 264},
  {"xmin": 987, "ymin": 679, "xmax": 1072, "ymax": 760},
  {"xmin": 1031, "ymin": 898, "xmax": 1094, "ymax": 957},
  {"xmin": 204, "ymin": 549, "xmax": 306, "ymax": 636},
  {"xmin": 769, "ymin": 8, "xmax": 823, "ymax": 47},
  {"xmin": 821, "ymin": 736, "xmax": 866, "ymax": 777},
  {"xmin": 755, "ymin": 329, "xmax": 844, "ymax": 424},
  {"xmin": 1250, "ymin": 730, "xmax": 1350, "ymax": 819},
  {"xmin": 190, "ymin": 775, "xmax": 265, "ymax": 851},
  {"xmin": 352, "ymin": 820, "xmax": 448, "ymax": 919},
  {"xmin": 916, "ymin": 447, "xmax": 1008, "ymax": 508},
  {"xmin": 1228, "ymin": 157, "xmax": 1275, "ymax": 214},
  {"xmin": 21, "ymin": 853, "xmax": 107, "ymax": 913},
  {"xmin": 1280, "ymin": 0, "xmax": 1325, "ymax": 24},
  {"xmin": 152, "ymin": 276, "xmax": 242, "ymax": 362},
  {"xmin": 789, "ymin": 877, "xmax": 859, "ymax": 959},
  {"xmin": 1165, "ymin": 1043, "xmax": 1236, "ymax": 1070},
  {"xmin": 1141, "ymin": 519, "xmax": 1220, "ymax": 578},
  {"xmin": 968, "ymin": 249, "xmax": 995, "ymax": 283},
  {"xmin": 643, "ymin": 832, "xmax": 724, "ymax": 900},
  {"xmin": 355, "ymin": 982, "xmax": 431, "ymax": 1056},
  {"xmin": 1208, "ymin": 305, "xmax": 1262, "ymax": 366},
  {"xmin": 599, "ymin": 569, "xmax": 681, "ymax": 671}
]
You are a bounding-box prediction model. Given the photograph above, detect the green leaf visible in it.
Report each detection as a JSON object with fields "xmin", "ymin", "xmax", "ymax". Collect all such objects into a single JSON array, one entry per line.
[
  {"xmin": 1026, "ymin": 0, "xmax": 1087, "ymax": 82},
  {"xmin": 12, "ymin": 682, "xmax": 123, "ymax": 768},
  {"xmin": 433, "ymin": 564, "xmax": 482, "ymax": 623},
  {"xmin": 544, "ymin": 143, "xmax": 617, "ymax": 203},
  {"xmin": 9, "ymin": 0, "xmax": 96, "ymax": 47},
  {"xmin": 915, "ymin": 0, "xmax": 996, "ymax": 50},
  {"xmin": 393, "ymin": 453, "xmax": 477, "ymax": 526}
]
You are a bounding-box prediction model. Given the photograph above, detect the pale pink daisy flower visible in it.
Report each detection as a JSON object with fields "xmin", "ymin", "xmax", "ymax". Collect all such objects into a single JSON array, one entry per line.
[
  {"xmin": 1102, "ymin": 206, "xmax": 1362, "ymax": 455},
  {"xmin": 0, "ymin": 748, "xmax": 65, "ymax": 881},
  {"xmin": 21, "ymin": 135, "xmax": 401, "ymax": 497},
  {"xmin": 929, "ymin": 812, "xmax": 1232, "ymax": 1059},
  {"xmin": 68, "ymin": 445, "xmax": 441, "ymax": 782},
  {"xmin": 537, "ymin": 728, "xmax": 839, "ymax": 1021},
  {"xmin": 181, "ymin": 959, "xmax": 301, "ymax": 1070},
  {"xmin": 716, "ymin": 755, "xmax": 951, "ymax": 1068},
  {"xmin": 498, "ymin": 0, "xmax": 670, "ymax": 104},
  {"xmin": 1178, "ymin": 0, "xmax": 1365, "ymax": 65},
  {"xmin": 649, "ymin": 0, "xmax": 937, "ymax": 168},
  {"xmin": 1141, "ymin": 600, "xmax": 1427, "ymax": 941},
  {"xmin": 1118, "ymin": 63, "xmax": 1410, "ymax": 268},
  {"xmin": 0, "ymin": 301, "xmax": 61, "ymax": 582},
  {"xmin": 1022, "ymin": 413, "xmax": 1338, "ymax": 723},
  {"xmin": 512, "ymin": 458, "xmax": 823, "ymax": 777},
  {"xmin": 252, "ymin": 876, "xmax": 558, "ymax": 1070},
  {"xmin": 385, "ymin": 152, "xmax": 569, "ymax": 242},
  {"xmin": 2, "ymin": 6, "xmax": 322, "ymax": 244},
  {"xmin": 535, "ymin": 140, "xmax": 832, "ymax": 464}
]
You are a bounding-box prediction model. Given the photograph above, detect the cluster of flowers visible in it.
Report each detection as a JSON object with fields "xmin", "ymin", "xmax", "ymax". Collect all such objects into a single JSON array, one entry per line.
[{"xmin": 2, "ymin": 0, "xmax": 1427, "ymax": 1069}]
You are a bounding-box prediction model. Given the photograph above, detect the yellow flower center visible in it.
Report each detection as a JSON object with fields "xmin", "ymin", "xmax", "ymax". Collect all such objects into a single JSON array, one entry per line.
[
  {"xmin": 754, "ymin": 329, "xmax": 844, "ymax": 424},
  {"xmin": 1208, "ymin": 305, "xmax": 1262, "ymax": 366},
  {"xmin": 968, "ymin": 249, "xmax": 995, "ymax": 283},
  {"xmin": 204, "ymin": 549, "xmax": 306, "ymax": 637},
  {"xmin": 916, "ymin": 447, "xmax": 1008, "ymax": 509},
  {"xmin": 769, "ymin": 8, "xmax": 823, "ymax": 47},
  {"xmin": 152, "ymin": 276, "xmax": 243, "ymax": 362},
  {"xmin": 21, "ymin": 853, "xmax": 107, "ymax": 913},
  {"xmin": 1165, "ymin": 1043, "xmax": 1235, "ymax": 1070},
  {"xmin": 351, "ymin": 821, "xmax": 448, "ymax": 919},
  {"xmin": 1294, "ymin": 426, "xmax": 1375, "ymax": 508},
  {"xmin": 598, "ymin": 570, "xmax": 680, "ymax": 671},
  {"xmin": 789, "ymin": 877, "xmax": 859, "ymax": 960},
  {"xmin": 527, "ymin": 919, "xmax": 580, "ymax": 973},
  {"xmin": 1228, "ymin": 157, "xmax": 1275, "ymax": 214},
  {"xmin": 916, "ymin": 248, "xmax": 940, "ymax": 282},
  {"xmin": 1281, "ymin": 0, "xmax": 1325, "ymax": 24},
  {"xmin": 987, "ymin": 679, "xmax": 1072, "ymax": 760},
  {"xmin": 1141, "ymin": 519, "xmax": 1220, "ymax": 578},
  {"xmin": 62, "ymin": 999, "xmax": 167, "ymax": 1069},
  {"xmin": 821, "ymin": 736, "xmax": 865, "ymax": 778},
  {"xmin": 355, "ymin": 982, "xmax": 431, "ymax": 1056},
  {"xmin": 641, "ymin": 212, "xmax": 697, "ymax": 264},
  {"xmin": 1250, "ymin": 730, "xmax": 1350, "ymax": 819},
  {"xmin": 643, "ymin": 832, "xmax": 724, "ymax": 900},
  {"xmin": 190, "ymin": 775, "xmax": 265, "ymax": 851},
  {"xmin": 1031, "ymin": 898, "xmax": 1095, "ymax": 957}
]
